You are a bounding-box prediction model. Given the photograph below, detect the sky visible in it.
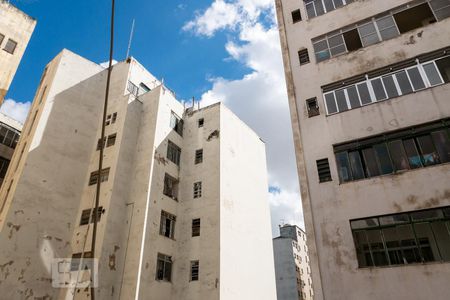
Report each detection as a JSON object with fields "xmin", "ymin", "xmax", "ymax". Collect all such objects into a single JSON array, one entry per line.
[{"xmin": 3, "ymin": 0, "xmax": 303, "ymax": 236}]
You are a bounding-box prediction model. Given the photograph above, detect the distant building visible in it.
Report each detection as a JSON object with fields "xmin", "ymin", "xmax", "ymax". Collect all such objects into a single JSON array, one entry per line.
[
  {"xmin": 275, "ymin": 0, "xmax": 450, "ymax": 299},
  {"xmin": 273, "ymin": 224, "xmax": 313, "ymax": 300},
  {"xmin": 0, "ymin": 49, "xmax": 277, "ymax": 300},
  {"xmin": 0, "ymin": 112, "xmax": 21, "ymax": 186},
  {"xmin": 0, "ymin": 0, "xmax": 36, "ymax": 105}
]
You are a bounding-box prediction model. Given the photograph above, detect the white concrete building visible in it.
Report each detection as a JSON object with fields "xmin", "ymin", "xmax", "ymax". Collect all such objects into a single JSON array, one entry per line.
[
  {"xmin": 273, "ymin": 224, "xmax": 313, "ymax": 300},
  {"xmin": 275, "ymin": 0, "xmax": 450, "ymax": 299},
  {"xmin": 0, "ymin": 0, "xmax": 36, "ymax": 105},
  {"xmin": 0, "ymin": 49, "xmax": 277, "ymax": 299},
  {"xmin": 0, "ymin": 112, "xmax": 22, "ymax": 186}
]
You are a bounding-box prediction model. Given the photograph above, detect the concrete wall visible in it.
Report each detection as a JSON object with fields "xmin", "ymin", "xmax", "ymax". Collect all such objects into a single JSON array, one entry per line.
[
  {"xmin": 274, "ymin": 237, "xmax": 298, "ymax": 300},
  {"xmin": 276, "ymin": 0, "xmax": 450, "ymax": 299},
  {"xmin": 0, "ymin": 0, "xmax": 35, "ymax": 104}
]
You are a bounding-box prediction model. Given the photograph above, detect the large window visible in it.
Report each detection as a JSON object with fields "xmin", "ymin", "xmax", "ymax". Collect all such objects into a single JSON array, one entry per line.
[
  {"xmin": 304, "ymin": 0, "xmax": 353, "ymax": 19},
  {"xmin": 351, "ymin": 206, "xmax": 450, "ymax": 268},
  {"xmin": 0, "ymin": 123, "xmax": 20, "ymax": 149},
  {"xmin": 163, "ymin": 173, "xmax": 179, "ymax": 200},
  {"xmin": 167, "ymin": 141, "xmax": 181, "ymax": 166},
  {"xmin": 79, "ymin": 207, "xmax": 103, "ymax": 225},
  {"xmin": 312, "ymin": 0, "xmax": 450, "ymax": 62},
  {"xmin": 88, "ymin": 168, "xmax": 110, "ymax": 185},
  {"xmin": 160, "ymin": 210, "xmax": 176, "ymax": 239},
  {"xmin": 156, "ymin": 253, "xmax": 172, "ymax": 281},
  {"xmin": 192, "ymin": 218, "xmax": 201, "ymax": 237},
  {"xmin": 193, "ymin": 182, "xmax": 202, "ymax": 198},
  {"xmin": 334, "ymin": 120, "xmax": 450, "ymax": 183},
  {"xmin": 324, "ymin": 56, "xmax": 450, "ymax": 115},
  {"xmin": 170, "ymin": 112, "xmax": 183, "ymax": 136}
]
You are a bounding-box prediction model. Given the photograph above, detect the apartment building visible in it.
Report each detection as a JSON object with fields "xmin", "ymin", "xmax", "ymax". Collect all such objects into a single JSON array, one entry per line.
[
  {"xmin": 273, "ymin": 224, "xmax": 313, "ymax": 300},
  {"xmin": 0, "ymin": 49, "xmax": 276, "ymax": 299},
  {"xmin": 275, "ymin": 0, "xmax": 450, "ymax": 299},
  {"xmin": 0, "ymin": 0, "xmax": 36, "ymax": 105},
  {"xmin": 0, "ymin": 112, "xmax": 21, "ymax": 187}
]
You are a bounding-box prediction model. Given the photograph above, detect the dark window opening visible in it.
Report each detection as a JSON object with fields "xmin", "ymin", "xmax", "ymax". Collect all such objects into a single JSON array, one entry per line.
[
  {"xmin": 160, "ymin": 211, "xmax": 176, "ymax": 239},
  {"xmin": 3, "ymin": 39, "xmax": 17, "ymax": 54},
  {"xmin": 156, "ymin": 253, "xmax": 172, "ymax": 281},
  {"xmin": 436, "ymin": 56, "xmax": 450, "ymax": 83},
  {"xmin": 292, "ymin": 9, "xmax": 302, "ymax": 23},
  {"xmin": 167, "ymin": 141, "xmax": 181, "ymax": 166},
  {"xmin": 163, "ymin": 173, "xmax": 179, "ymax": 200},
  {"xmin": 343, "ymin": 29, "xmax": 362, "ymax": 52},
  {"xmin": 0, "ymin": 157, "xmax": 10, "ymax": 180},
  {"xmin": 298, "ymin": 49, "xmax": 310, "ymax": 65},
  {"xmin": 88, "ymin": 168, "xmax": 110, "ymax": 185},
  {"xmin": 316, "ymin": 158, "xmax": 332, "ymax": 182},
  {"xmin": 198, "ymin": 118, "xmax": 204, "ymax": 127},
  {"xmin": 192, "ymin": 218, "xmax": 201, "ymax": 237},
  {"xmin": 71, "ymin": 252, "xmax": 93, "ymax": 271},
  {"xmin": 190, "ymin": 260, "xmax": 199, "ymax": 281},
  {"xmin": 80, "ymin": 207, "xmax": 104, "ymax": 225},
  {"xmin": 394, "ymin": 4, "xmax": 436, "ymax": 34},
  {"xmin": 193, "ymin": 182, "xmax": 202, "ymax": 198},
  {"xmin": 306, "ymin": 97, "xmax": 320, "ymax": 117},
  {"xmin": 195, "ymin": 149, "xmax": 203, "ymax": 164},
  {"xmin": 170, "ymin": 112, "xmax": 183, "ymax": 136}
]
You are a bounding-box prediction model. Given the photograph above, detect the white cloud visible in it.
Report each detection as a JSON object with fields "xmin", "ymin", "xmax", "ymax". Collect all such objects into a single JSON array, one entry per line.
[
  {"xmin": 0, "ymin": 98, "xmax": 31, "ymax": 124},
  {"xmin": 185, "ymin": 1, "xmax": 303, "ymax": 236}
]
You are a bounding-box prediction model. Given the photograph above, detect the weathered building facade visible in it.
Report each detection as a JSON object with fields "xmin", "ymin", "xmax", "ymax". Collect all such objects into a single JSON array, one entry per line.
[
  {"xmin": 0, "ymin": 49, "xmax": 277, "ymax": 299},
  {"xmin": 275, "ymin": 0, "xmax": 450, "ymax": 299},
  {"xmin": 0, "ymin": 112, "xmax": 21, "ymax": 187},
  {"xmin": 0, "ymin": 0, "xmax": 36, "ymax": 105},
  {"xmin": 273, "ymin": 224, "xmax": 313, "ymax": 300}
]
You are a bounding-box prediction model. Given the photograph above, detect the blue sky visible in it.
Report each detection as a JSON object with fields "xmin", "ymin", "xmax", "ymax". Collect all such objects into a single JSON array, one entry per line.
[{"xmin": 5, "ymin": 0, "xmax": 303, "ymax": 236}]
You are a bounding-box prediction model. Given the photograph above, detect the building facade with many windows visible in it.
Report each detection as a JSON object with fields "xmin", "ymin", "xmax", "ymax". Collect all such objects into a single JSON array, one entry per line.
[
  {"xmin": 0, "ymin": 0, "xmax": 36, "ymax": 105},
  {"xmin": 0, "ymin": 49, "xmax": 276, "ymax": 299},
  {"xmin": 0, "ymin": 112, "xmax": 21, "ymax": 187},
  {"xmin": 275, "ymin": 0, "xmax": 450, "ymax": 299}
]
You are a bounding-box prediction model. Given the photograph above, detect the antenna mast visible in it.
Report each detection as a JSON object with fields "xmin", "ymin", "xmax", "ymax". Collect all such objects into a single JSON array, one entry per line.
[{"xmin": 126, "ymin": 18, "xmax": 135, "ymax": 58}]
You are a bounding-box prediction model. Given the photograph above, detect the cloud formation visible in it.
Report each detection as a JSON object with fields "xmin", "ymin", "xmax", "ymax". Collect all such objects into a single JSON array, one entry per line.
[
  {"xmin": 184, "ymin": 0, "xmax": 303, "ymax": 235},
  {"xmin": 0, "ymin": 98, "xmax": 31, "ymax": 124}
]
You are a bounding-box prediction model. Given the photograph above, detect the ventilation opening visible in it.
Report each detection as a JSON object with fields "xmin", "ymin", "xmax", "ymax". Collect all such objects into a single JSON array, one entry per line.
[
  {"xmin": 316, "ymin": 158, "xmax": 332, "ymax": 182},
  {"xmin": 394, "ymin": 3, "xmax": 436, "ymax": 33},
  {"xmin": 298, "ymin": 49, "xmax": 310, "ymax": 65},
  {"xmin": 306, "ymin": 97, "xmax": 320, "ymax": 117},
  {"xmin": 292, "ymin": 9, "xmax": 302, "ymax": 23}
]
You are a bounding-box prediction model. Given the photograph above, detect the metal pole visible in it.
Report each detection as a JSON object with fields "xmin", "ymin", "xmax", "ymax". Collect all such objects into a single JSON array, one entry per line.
[{"xmin": 90, "ymin": 0, "xmax": 115, "ymax": 298}]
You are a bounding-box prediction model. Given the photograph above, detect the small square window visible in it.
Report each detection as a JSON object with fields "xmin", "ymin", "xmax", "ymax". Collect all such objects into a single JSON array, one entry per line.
[
  {"xmin": 291, "ymin": 9, "xmax": 302, "ymax": 23},
  {"xmin": 193, "ymin": 182, "xmax": 202, "ymax": 198},
  {"xmin": 107, "ymin": 133, "xmax": 116, "ymax": 147},
  {"xmin": 112, "ymin": 112, "xmax": 117, "ymax": 124},
  {"xmin": 306, "ymin": 97, "xmax": 320, "ymax": 117},
  {"xmin": 106, "ymin": 114, "xmax": 111, "ymax": 126},
  {"xmin": 298, "ymin": 49, "xmax": 310, "ymax": 65},
  {"xmin": 198, "ymin": 118, "xmax": 204, "ymax": 128},
  {"xmin": 192, "ymin": 218, "xmax": 201, "ymax": 237},
  {"xmin": 0, "ymin": 34, "xmax": 4, "ymax": 47},
  {"xmin": 190, "ymin": 260, "xmax": 199, "ymax": 281},
  {"xmin": 80, "ymin": 207, "xmax": 103, "ymax": 225},
  {"xmin": 88, "ymin": 168, "xmax": 110, "ymax": 185},
  {"xmin": 3, "ymin": 39, "xmax": 17, "ymax": 54},
  {"xmin": 195, "ymin": 149, "xmax": 203, "ymax": 164}
]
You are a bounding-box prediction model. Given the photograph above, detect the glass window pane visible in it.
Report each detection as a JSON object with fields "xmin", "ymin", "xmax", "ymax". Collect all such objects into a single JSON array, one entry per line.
[
  {"xmin": 417, "ymin": 135, "xmax": 440, "ymax": 166},
  {"xmin": 383, "ymin": 227, "xmax": 404, "ymax": 265},
  {"xmin": 388, "ymin": 140, "xmax": 410, "ymax": 171},
  {"xmin": 373, "ymin": 143, "xmax": 394, "ymax": 174},
  {"xmin": 314, "ymin": 0, "xmax": 325, "ymax": 16},
  {"xmin": 349, "ymin": 151, "xmax": 365, "ymax": 180},
  {"xmin": 330, "ymin": 44, "xmax": 346, "ymax": 56},
  {"xmin": 443, "ymin": 207, "xmax": 450, "ymax": 217},
  {"xmin": 314, "ymin": 40, "xmax": 331, "ymax": 62},
  {"xmin": 306, "ymin": 2, "xmax": 316, "ymax": 18},
  {"xmin": 395, "ymin": 70, "xmax": 413, "ymax": 95},
  {"xmin": 411, "ymin": 209, "xmax": 443, "ymax": 221},
  {"xmin": 403, "ymin": 139, "xmax": 422, "ymax": 169},
  {"xmin": 353, "ymin": 231, "xmax": 373, "ymax": 267},
  {"xmin": 324, "ymin": 93, "xmax": 338, "ymax": 114},
  {"xmin": 429, "ymin": 0, "xmax": 450, "ymax": 21},
  {"xmin": 397, "ymin": 224, "xmax": 422, "ymax": 264},
  {"xmin": 431, "ymin": 221, "xmax": 450, "ymax": 261},
  {"xmin": 362, "ymin": 147, "xmax": 381, "ymax": 177},
  {"xmin": 323, "ymin": 0, "xmax": 335, "ymax": 12},
  {"xmin": 407, "ymin": 67, "xmax": 426, "ymax": 90},
  {"xmin": 382, "ymin": 75, "xmax": 399, "ymax": 98},
  {"xmin": 431, "ymin": 130, "xmax": 450, "ymax": 163},
  {"xmin": 376, "ymin": 16, "xmax": 399, "ymax": 40},
  {"xmin": 328, "ymin": 34, "xmax": 344, "ymax": 48},
  {"xmin": 335, "ymin": 151, "xmax": 352, "ymax": 182},
  {"xmin": 371, "ymin": 78, "xmax": 387, "ymax": 100},
  {"xmin": 435, "ymin": 56, "xmax": 450, "ymax": 83},
  {"xmin": 357, "ymin": 82, "xmax": 372, "ymax": 105},
  {"xmin": 423, "ymin": 62, "xmax": 443, "ymax": 86},
  {"xmin": 414, "ymin": 222, "xmax": 441, "ymax": 262},
  {"xmin": 333, "ymin": 0, "xmax": 344, "ymax": 8},
  {"xmin": 0, "ymin": 127, "xmax": 7, "ymax": 144},
  {"xmin": 358, "ymin": 22, "xmax": 377, "ymax": 37},
  {"xmin": 361, "ymin": 33, "xmax": 380, "ymax": 47},
  {"xmin": 366, "ymin": 230, "xmax": 389, "ymax": 266},
  {"xmin": 346, "ymin": 85, "xmax": 361, "ymax": 108},
  {"xmin": 379, "ymin": 213, "xmax": 409, "ymax": 226},
  {"xmin": 351, "ymin": 218, "xmax": 379, "ymax": 229},
  {"xmin": 376, "ymin": 15, "xmax": 396, "ymax": 30},
  {"xmin": 335, "ymin": 89, "xmax": 348, "ymax": 112}
]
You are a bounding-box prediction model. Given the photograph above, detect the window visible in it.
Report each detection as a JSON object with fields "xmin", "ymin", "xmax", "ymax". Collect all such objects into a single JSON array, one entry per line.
[
  {"xmin": 167, "ymin": 141, "xmax": 181, "ymax": 166},
  {"xmin": 316, "ymin": 158, "xmax": 332, "ymax": 182},
  {"xmin": 298, "ymin": 49, "xmax": 310, "ymax": 65},
  {"xmin": 0, "ymin": 34, "xmax": 4, "ymax": 46},
  {"xmin": 88, "ymin": 168, "xmax": 110, "ymax": 185},
  {"xmin": 105, "ymin": 113, "xmax": 117, "ymax": 126},
  {"xmin": 160, "ymin": 211, "xmax": 176, "ymax": 239},
  {"xmin": 170, "ymin": 112, "xmax": 183, "ymax": 136},
  {"xmin": 139, "ymin": 82, "xmax": 151, "ymax": 94},
  {"xmin": 323, "ymin": 55, "xmax": 450, "ymax": 115},
  {"xmin": 127, "ymin": 81, "xmax": 139, "ymax": 96},
  {"xmin": 106, "ymin": 133, "xmax": 116, "ymax": 147},
  {"xmin": 190, "ymin": 260, "xmax": 199, "ymax": 281},
  {"xmin": 71, "ymin": 252, "xmax": 93, "ymax": 271},
  {"xmin": 193, "ymin": 182, "xmax": 202, "ymax": 198},
  {"xmin": 393, "ymin": 3, "xmax": 436, "ymax": 34},
  {"xmin": 156, "ymin": 253, "xmax": 172, "ymax": 281},
  {"xmin": 351, "ymin": 206, "xmax": 450, "ymax": 267},
  {"xmin": 0, "ymin": 157, "xmax": 10, "ymax": 180},
  {"xmin": 195, "ymin": 149, "xmax": 203, "ymax": 164},
  {"xmin": 3, "ymin": 39, "xmax": 17, "ymax": 54},
  {"xmin": 79, "ymin": 207, "xmax": 103, "ymax": 225},
  {"xmin": 306, "ymin": 97, "xmax": 320, "ymax": 117},
  {"xmin": 430, "ymin": 0, "xmax": 450, "ymax": 20},
  {"xmin": 0, "ymin": 123, "xmax": 20, "ymax": 149},
  {"xmin": 334, "ymin": 120, "xmax": 450, "ymax": 183},
  {"xmin": 305, "ymin": 0, "xmax": 352, "ymax": 19},
  {"xmin": 192, "ymin": 218, "xmax": 201, "ymax": 237},
  {"xmin": 97, "ymin": 137, "xmax": 106, "ymax": 150},
  {"xmin": 292, "ymin": 9, "xmax": 302, "ymax": 23},
  {"xmin": 163, "ymin": 173, "xmax": 179, "ymax": 200},
  {"xmin": 112, "ymin": 112, "xmax": 117, "ymax": 124},
  {"xmin": 198, "ymin": 118, "xmax": 204, "ymax": 127}
]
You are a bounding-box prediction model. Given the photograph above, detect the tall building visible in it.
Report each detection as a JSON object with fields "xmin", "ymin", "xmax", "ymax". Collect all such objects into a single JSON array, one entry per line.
[
  {"xmin": 0, "ymin": 112, "xmax": 21, "ymax": 186},
  {"xmin": 273, "ymin": 224, "xmax": 313, "ymax": 300},
  {"xmin": 275, "ymin": 0, "xmax": 450, "ymax": 299},
  {"xmin": 0, "ymin": 0, "xmax": 36, "ymax": 105},
  {"xmin": 0, "ymin": 49, "xmax": 277, "ymax": 300}
]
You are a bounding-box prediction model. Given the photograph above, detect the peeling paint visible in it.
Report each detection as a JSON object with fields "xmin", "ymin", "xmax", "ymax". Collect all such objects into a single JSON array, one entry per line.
[{"xmin": 6, "ymin": 222, "xmax": 21, "ymax": 239}]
